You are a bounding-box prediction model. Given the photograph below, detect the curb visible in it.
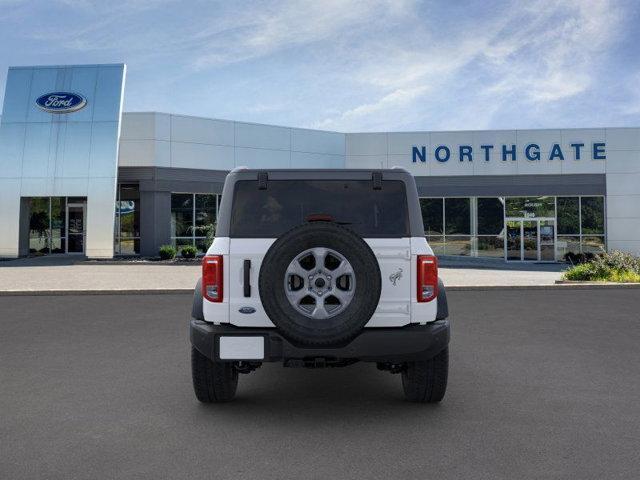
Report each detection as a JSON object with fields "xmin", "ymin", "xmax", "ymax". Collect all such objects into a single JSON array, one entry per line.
[{"xmin": 2, "ymin": 283, "xmax": 640, "ymax": 296}]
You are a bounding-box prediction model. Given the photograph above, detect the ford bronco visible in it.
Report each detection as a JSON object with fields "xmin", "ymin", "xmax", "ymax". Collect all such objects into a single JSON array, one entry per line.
[{"xmin": 190, "ymin": 168, "xmax": 450, "ymax": 403}]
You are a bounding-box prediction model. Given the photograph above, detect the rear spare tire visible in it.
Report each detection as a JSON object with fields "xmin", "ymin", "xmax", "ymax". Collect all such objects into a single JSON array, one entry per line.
[{"xmin": 259, "ymin": 221, "xmax": 381, "ymax": 347}]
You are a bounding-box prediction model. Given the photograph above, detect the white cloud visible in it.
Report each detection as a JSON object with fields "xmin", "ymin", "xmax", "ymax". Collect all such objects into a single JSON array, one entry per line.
[{"xmin": 315, "ymin": 0, "xmax": 625, "ymax": 130}]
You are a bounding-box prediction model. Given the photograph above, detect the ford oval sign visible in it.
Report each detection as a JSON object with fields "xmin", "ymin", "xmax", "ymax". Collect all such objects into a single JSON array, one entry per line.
[{"xmin": 35, "ymin": 92, "xmax": 87, "ymax": 114}]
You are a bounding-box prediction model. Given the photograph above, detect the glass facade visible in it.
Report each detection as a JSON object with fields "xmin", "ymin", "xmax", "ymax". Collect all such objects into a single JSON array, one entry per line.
[
  {"xmin": 171, "ymin": 193, "xmax": 219, "ymax": 252},
  {"xmin": 114, "ymin": 184, "xmax": 140, "ymax": 255},
  {"xmin": 27, "ymin": 197, "xmax": 86, "ymax": 255},
  {"xmin": 419, "ymin": 196, "xmax": 606, "ymax": 261},
  {"xmin": 557, "ymin": 196, "xmax": 605, "ymax": 257}
]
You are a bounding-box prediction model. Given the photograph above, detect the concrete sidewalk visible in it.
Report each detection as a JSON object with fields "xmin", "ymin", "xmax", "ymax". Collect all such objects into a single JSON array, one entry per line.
[{"xmin": 0, "ymin": 256, "xmax": 566, "ymax": 294}]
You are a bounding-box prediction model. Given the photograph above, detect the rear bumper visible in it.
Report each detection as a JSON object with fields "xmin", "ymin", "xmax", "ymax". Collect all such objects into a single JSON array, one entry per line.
[{"xmin": 190, "ymin": 319, "xmax": 450, "ymax": 364}]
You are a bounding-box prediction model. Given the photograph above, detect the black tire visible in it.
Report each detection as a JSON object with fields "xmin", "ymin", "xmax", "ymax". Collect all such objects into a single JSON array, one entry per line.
[
  {"xmin": 401, "ymin": 347, "xmax": 449, "ymax": 403},
  {"xmin": 191, "ymin": 347, "xmax": 238, "ymax": 403},
  {"xmin": 259, "ymin": 221, "xmax": 381, "ymax": 347}
]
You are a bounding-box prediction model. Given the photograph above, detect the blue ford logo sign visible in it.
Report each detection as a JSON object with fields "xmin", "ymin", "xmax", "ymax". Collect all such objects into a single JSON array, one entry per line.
[
  {"xmin": 35, "ymin": 92, "xmax": 87, "ymax": 114},
  {"xmin": 238, "ymin": 307, "xmax": 256, "ymax": 314}
]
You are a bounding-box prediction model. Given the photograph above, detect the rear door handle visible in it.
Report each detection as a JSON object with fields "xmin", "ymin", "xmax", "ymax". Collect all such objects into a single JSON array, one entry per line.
[{"xmin": 243, "ymin": 259, "xmax": 251, "ymax": 297}]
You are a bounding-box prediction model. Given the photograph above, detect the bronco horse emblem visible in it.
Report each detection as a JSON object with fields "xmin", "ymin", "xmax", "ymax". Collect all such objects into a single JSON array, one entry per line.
[{"xmin": 389, "ymin": 268, "xmax": 403, "ymax": 286}]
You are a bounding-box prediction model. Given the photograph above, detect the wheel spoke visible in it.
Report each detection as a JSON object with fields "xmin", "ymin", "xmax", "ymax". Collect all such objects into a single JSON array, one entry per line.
[
  {"xmin": 312, "ymin": 248, "xmax": 328, "ymax": 270},
  {"xmin": 288, "ymin": 287, "xmax": 309, "ymax": 303},
  {"xmin": 287, "ymin": 261, "xmax": 310, "ymax": 283},
  {"xmin": 331, "ymin": 260, "xmax": 354, "ymax": 278},
  {"xmin": 331, "ymin": 288, "xmax": 352, "ymax": 304},
  {"xmin": 311, "ymin": 298, "xmax": 330, "ymax": 319}
]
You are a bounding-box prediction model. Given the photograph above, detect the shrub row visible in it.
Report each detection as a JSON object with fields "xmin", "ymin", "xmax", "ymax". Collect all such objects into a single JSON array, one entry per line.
[
  {"xmin": 563, "ymin": 250, "xmax": 640, "ymax": 282},
  {"xmin": 158, "ymin": 244, "xmax": 198, "ymax": 260}
]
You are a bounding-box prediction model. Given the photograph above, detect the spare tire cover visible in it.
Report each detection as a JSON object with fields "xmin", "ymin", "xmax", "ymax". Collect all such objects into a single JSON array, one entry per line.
[{"xmin": 259, "ymin": 221, "xmax": 381, "ymax": 347}]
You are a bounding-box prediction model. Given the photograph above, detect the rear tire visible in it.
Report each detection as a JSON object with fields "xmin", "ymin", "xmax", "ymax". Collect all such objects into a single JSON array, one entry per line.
[
  {"xmin": 191, "ymin": 347, "xmax": 238, "ymax": 403},
  {"xmin": 401, "ymin": 347, "xmax": 448, "ymax": 403}
]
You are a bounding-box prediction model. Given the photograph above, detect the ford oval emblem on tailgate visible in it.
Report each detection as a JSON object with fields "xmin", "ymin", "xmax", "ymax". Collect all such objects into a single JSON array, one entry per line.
[{"xmin": 239, "ymin": 306, "xmax": 256, "ymax": 314}]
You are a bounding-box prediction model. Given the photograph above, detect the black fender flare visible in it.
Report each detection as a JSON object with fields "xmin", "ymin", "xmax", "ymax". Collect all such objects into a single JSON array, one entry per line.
[
  {"xmin": 436, "ymin": 277, "xmax": 448, "ymax": 320},
  {"xmin": 192, "ymin": 277, "xmax": 204, "ymax": 320}
]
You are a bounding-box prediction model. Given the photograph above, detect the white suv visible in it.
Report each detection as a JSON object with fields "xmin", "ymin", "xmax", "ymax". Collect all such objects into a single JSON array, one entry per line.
[{"xmin": 190, "ymin": 169, "xmax": 450, "ymax": 403}]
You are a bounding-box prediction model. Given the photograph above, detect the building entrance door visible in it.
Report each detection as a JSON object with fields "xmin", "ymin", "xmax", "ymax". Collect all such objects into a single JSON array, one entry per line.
[
  {"xmin": 505, "ymin": 218, "xmax": 556, "ymax": 262},
  {"xmin": 66, "ymin": 203, "xmax": 86, "ymax": 254}
]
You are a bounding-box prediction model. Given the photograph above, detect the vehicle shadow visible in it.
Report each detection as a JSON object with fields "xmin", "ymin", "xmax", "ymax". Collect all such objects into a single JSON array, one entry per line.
[{"xmin": 189, "ymin": 363, "xmax": 453, "ymax": 427}]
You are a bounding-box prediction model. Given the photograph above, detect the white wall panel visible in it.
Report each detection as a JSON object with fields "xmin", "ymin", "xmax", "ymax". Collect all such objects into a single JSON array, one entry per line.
[
  {"xmin": 516, "ymin": 129, "xmax": 562, "ymax": 151},
  {"xmin": 606, "ymin": 128, "xmax": 640, "ymax": 151},
  {"xmin": 472, "ymin": 152, "xmax": 517, "ymax": 176},
  {"xmin": 171, "ymin": 115, "xmax": 234, "ymax": 146},
  {"xmin": 605, "ymin": 150, "xmax": 640, "ymax": 174},
  {"xmin": 345, "ymin": 154, "xmax": 387, "ymax": 169},
  {"xmin": 235, "ymin": 147, "xmax": 290, "ymax": 168},
  {"xmin": 235, "ymin": 122, "xmax": 290, "ymax": 150},
  {"xmin": 606, "ymin": 218, "xmax": 640, "ymax": 242},
  {"xmin": 606, "ymin": 173, "xmax": 640, "ymax": 195},
  {"xmin": 120, "ymin": 113, "xmax": 157, "ymax": 140},
  {"xmin": 607, "ymin": 240, "xmax": 640, "ymax": 254},
  {"xmin": 387, "ymin": 132, "xmax": 429, "ymax": 156},
  {"xmin": 291, "ymin": 128, "xmax": 344, "ymax": 155},
  {"xmin": 170, "ymin": 142, "xmax": 235, "ymax": 170},
  {"xmin": 290, "ymin": 151, "xmax": 343, "ymax": 169},
  {"xmin": 118, "ymin": 139, "xmax": 161, "ymax": 167},
  {"xmin": 606, "ymin": 195, "xmax": 640, "ymax": 218},
  {"xmin": 346, "ymin": 133, "xmax": 387, "ymax": 156},
  {"xmin": 560, "ymin": 156, "xmax": 606, "ymax": 174}
]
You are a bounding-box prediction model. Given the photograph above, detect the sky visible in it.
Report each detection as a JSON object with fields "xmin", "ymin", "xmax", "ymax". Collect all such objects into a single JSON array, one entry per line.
[{"xmin": 0, "ymin": 0, "xmax": 639, "ymax": 132}]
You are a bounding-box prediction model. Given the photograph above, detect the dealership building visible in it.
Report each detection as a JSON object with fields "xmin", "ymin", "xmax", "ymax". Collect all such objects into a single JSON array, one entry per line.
[{"xmin": 1, "ymin": 63, "xmax": 639, "ymax": 261}]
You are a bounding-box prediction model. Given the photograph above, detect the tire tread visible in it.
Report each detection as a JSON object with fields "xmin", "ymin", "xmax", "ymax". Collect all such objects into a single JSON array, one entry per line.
[{"xmin": 191, "ymin": 347, "xmax": 238, "ymax": 403}]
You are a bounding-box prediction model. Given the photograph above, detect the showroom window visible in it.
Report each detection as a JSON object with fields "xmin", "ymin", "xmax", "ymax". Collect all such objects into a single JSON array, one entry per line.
[
  {"xmin": 419, "ymin": 197, "xmax": 471, "ymax": 256},
  {"xmin": 28, "ymin": 197, "xmax": 66, "ymax": 254},
  {"xmin": 477, "ymin": 197, "xmax": 505, "ymax": 258},
  {"xmin": 114, "ymin": 184, "xmax": 140, "ymax": 255},
  {"xmin": 171, "ymin": 193, "xmax": 219, "ymax": 252},
  {"xmin": 27, "ymin": 196, "xmax": 88, "ymax": 255},
  {"xmin": 557, "ymin": 196, "xmax": 606, "ymax": 257}
]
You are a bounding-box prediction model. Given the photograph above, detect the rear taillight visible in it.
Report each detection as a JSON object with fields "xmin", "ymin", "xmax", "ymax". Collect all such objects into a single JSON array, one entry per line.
[
  {"xmin": 417, "ymin": 255, "xmax": 438, "ymax": 302},
  {"xmin": 202, "ymin": 255, "xmax": 223, "ymax": 302}
]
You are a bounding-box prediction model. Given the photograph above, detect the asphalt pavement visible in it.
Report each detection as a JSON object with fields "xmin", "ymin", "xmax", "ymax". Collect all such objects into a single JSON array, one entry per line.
[{"xmin": 1, "ymin": 289, "xmax": 639, "ymax": 480}]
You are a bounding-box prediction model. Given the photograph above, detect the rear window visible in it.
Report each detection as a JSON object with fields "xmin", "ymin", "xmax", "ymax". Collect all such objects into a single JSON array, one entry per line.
[{"xmin": 230, "ymin": 180, "xmax": 409, "ymax": 238}]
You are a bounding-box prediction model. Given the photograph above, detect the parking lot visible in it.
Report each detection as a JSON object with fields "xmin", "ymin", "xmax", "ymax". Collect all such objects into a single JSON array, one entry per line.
[{"xmin": 1, "ymin": 289, "xmax": 639, "ymax": 480}]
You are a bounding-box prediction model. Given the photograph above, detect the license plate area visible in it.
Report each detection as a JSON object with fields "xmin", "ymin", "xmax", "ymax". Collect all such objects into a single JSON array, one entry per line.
[{"xmin": 218, "ymin": 336, "xmax": 265, "ymax": 360}]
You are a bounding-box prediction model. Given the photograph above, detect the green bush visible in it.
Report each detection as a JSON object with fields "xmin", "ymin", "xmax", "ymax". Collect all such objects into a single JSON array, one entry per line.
[
  {"xmin": 180, "ymin": 245, "xmax": 197, "ymax": 258},
  {"xmin": 563, "ymin": 250, "xmax": 640, "ymax": 282},
  {"xmin": 159, "ymin": 245, "xmax": 177, "ymax": 260}
]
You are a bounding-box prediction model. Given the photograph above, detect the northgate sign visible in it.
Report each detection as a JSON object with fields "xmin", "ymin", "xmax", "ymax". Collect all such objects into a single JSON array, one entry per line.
[{"xmin": 412, "ymin": 142, "xmax": 606, "ymax": 163}]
